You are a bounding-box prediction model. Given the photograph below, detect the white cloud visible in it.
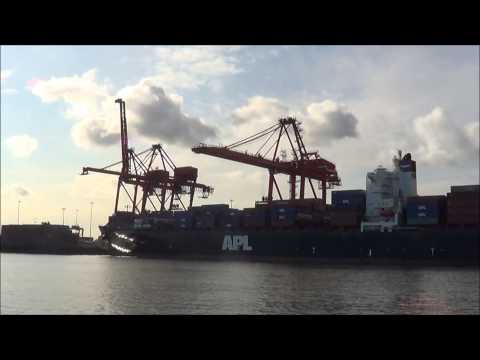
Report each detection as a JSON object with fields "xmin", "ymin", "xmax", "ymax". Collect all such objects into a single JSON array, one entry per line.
[
  {"xmin": 29, "ymin": 70, "xmax": 217, "ymax": 149},
  {"xmin": 149, "ymin": 46, "xmax": 243, "ymax": 91},
  {"xmin": 304, "ymin": 100, "xmax": 359, "ymax": 144},
  {"xmin": 71, "ymin": 117, "xmax": 120, "ymax": 149},
  {"xmin": 29, "ymin": 69, "xmax": 110, "ymax": 120},
  {"xmin": 118, "ymin": 79, "xmax": 217, "ymax": 146},
  {"xmin": 229, "ymin": 97, "xmax": 359, "ymax": 149},
  {"xmin": 1, "ymin": 69, "xmax": 17, "ymax": 94},
  {"xmin": 6, "ymin": 135, "xmax": 38, "ymax": 158},
  {"xmin": 29, "ymin": 69, "xmax": 120, "ymax": 149},
  {"xmin": 1, "ymin": 69, "xmax": 13, "ymax": 80},
  {"xmin": 413, "ymin": 107, "xmax": 474, "ymax": 165},
  {"xmin": 232, "ymin": 96, "xmax": 289, "ymax": 126},
  {"xmin": 27, "ymin": 47, "xmax": 246, "ymax": 150},
  {"xmin": 30, "ymin": 69, "xmax": 107, "ymax": 103},
  {"xmin": 464, "ymin": 121, "xmax": 479, "ymax": 151}
]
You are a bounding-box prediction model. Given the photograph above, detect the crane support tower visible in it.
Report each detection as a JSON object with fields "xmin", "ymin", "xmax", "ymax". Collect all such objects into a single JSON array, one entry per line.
[
  {"xmin": 192, "ymin": 117, "xmax": 341, "ymax": 206},
  {"xmin": 81, "ymin": 99, "xmax": 213, "ymax": 214}
]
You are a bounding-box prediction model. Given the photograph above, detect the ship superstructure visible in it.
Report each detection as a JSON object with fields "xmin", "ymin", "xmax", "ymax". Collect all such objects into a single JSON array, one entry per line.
[{"xmin": 361, "ymin": 151, "xmax": 418, "ymax": 231}]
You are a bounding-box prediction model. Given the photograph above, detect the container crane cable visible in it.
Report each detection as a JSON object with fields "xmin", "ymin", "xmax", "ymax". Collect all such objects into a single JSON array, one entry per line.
[
  {"xmin": 140, "ymin": 149, "xmax": 155, "ymax": 169},
  {"xmin": 255, "ymin": 126, "xmax": 281, "ymax": 157},
  {"xmin": 259, "ymin": 127, "xmax": 285, "ymax": 159},
  {"xmin": 99, "ymin": 147, "xmax": 152, "ymax": 171},
  {"xmin": 282, "ymin": 124, "xmax": 300, "ymax": 160},
  {"xmin": 226, "ymin": 123, "xmax": 281, "ymax": 150},
  {"xmin": 132, "ymin": 151, "xmax": 152, "ymax": 175},
  {"xmin": 160, "ymin": 146, "xmax": 177, "ymax": 169},
  {"xmin": 191, "ymin": 116, "xmax": 341, "ymax": 203}
]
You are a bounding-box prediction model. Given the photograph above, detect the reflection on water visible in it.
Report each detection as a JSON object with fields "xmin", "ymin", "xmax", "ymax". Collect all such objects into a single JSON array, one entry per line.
[{"xmin": 1, "ymin": 253, "xmax": 479, "ymax": 314}]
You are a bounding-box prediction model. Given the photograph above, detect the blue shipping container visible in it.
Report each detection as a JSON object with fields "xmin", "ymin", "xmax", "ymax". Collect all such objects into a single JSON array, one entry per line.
[
  {"xmin": 219, "ymin": 210, "xmax": 242, "ymax": 229},
  {"xmin": 332, "ymin": 190, "xmax": 366, "ymax": 210},
  {"xmin": 271, "ymin": 207, "xmax": 297, "ymax": 225},
  {"xmin": 174, "ymin": 211, "xmax": 194, "ymax": 230},
  {"xmin": 406, "ymin": 196, "xmax": 445, "ymax": 225},
  {"xmin": 242, "ymin": 208, "xmax": 269, "ymax": 227}
]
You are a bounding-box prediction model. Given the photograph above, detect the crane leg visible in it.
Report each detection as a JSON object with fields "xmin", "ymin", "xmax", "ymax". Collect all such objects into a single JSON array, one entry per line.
[
  {"xmin": 132, "ymin": 185, "xmax": 138, "ymax": 213},
  {"xmin": 300, "ymin": 176, "xmax": 305, "ymax": 199},
  {"xmin": 141, "ymin": 189, "xmax": 148, "ymax": 213},
  {"xmin": 169, "ymin": 189, "xmax": 175, "ymax": 210},
  {"xmin": 290, "ymin": 174, "xmax": 296, "ymax": 200},
  {"xmin": 114, "ymin": 178, "xmax": 122, "ymax": 213},
  {"xmin": 322, "ymin": 179, "xmax": 327, "ymax": 206},
  {"xmin": 160, "ymin": 186, "xmax": 167, "ymax": 211},
  {"xmin": 268, "ymin": 170, "xmax": 274, "ymax": 201},
  {"xmin": 273, "ymin": 176, "xmax": 283, "ymax": 200},
  {"xmin": 308, "ymin": 178, "xmax": 317, "ymax": 199},
  {"xmin": 189, "ymin": 181, "xmax": 196, "ymax": 209}
]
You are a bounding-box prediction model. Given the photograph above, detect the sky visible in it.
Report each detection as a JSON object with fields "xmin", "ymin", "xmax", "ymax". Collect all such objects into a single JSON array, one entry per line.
[{"xmin": 1, "ymin": 45, "xmax": 479, "ymax": 237}]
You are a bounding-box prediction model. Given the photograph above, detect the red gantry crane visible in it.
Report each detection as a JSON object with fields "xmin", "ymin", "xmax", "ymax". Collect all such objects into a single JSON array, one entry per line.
[
  {"xmin": 192, "ymin": 117, "xmax": 341, "ymax": 206},
  {"xmin": 81, "ymin": 99, "xmax": 213, "ymax": 214}
]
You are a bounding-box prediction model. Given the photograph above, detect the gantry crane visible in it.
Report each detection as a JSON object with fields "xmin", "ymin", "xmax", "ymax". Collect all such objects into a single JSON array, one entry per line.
[
  {"xmin": 81, "ymin": 99, "xmax": 213, "ymax": 214},
  {"xmin": 192, "ymin": 117, "xmax": 341, "ymax": 205}
]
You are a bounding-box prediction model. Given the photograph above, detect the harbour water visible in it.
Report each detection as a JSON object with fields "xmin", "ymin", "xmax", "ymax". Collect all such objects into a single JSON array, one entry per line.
[{"xmin": 1, "ymin": 253, "xmax": 479, "ymax": 314}]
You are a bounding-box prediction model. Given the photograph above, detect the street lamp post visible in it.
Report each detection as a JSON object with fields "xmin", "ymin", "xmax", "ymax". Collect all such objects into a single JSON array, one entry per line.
[
  {"xmin": 17, "ymin": 200, "xmax": 21, "ymax": 224},
  {"xmin": 62, "ymin": 208, "xmax": 66, "ymax": 225},
  {"xmin": 229, "ymin": 199, "xmax": 233, "ymax": 208},
  {"xmin": 89, "ymin": 202, "xmax": 94, "ymax": 238}
]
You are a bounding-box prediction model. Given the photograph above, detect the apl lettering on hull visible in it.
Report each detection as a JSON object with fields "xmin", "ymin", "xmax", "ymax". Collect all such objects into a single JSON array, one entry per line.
[{"xmin": 222, "ymin": 235, "xmax": 252, "ymax": 251}]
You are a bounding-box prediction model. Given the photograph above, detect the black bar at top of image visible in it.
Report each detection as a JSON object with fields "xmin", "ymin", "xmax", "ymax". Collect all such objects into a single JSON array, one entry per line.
[{"xmin": 1, "ymin": 15, "xmax": 479, "ymax": 45}]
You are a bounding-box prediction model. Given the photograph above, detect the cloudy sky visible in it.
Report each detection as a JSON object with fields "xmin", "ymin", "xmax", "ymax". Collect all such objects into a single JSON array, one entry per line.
[{"xmin": 1, "ymin": 46, "xmax": 478, "ymax": 236}]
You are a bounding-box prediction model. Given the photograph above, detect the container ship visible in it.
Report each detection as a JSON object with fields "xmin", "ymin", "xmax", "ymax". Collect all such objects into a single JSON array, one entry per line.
[
  {"xmin": 0, "ymin": 223, "xmax": 107, "ymax": 254},
  {"xmin": 83, "ymin": 99, "xmax": 479, "ymax": 263}
]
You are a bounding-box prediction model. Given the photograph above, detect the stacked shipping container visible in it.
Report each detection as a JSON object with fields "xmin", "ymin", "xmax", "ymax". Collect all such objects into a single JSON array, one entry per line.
[
  {"xmin": 331, "ymin": 190, "xmax": 366, "ymax": 212},
  {"xmin": 174, "ymin": 211, "xmax": 194, "ymax": 230},
  {"xmin": 327, "ymin": 208, "xmax": 363, "ymax": 228},
  {"xmin": 406, "ymin": 195, "xmax": 446, "ymax": 226},
  {"xmin": 329, "ymin": 190, "xmax": 366, "ymax": 228},
  {"xmin": 124, "ymin": 184, "xmax": 477, "ymax": 231},
  {"xmin": 271, "ymin": 206, "xmax": 297, "ymax": 228},
  {"xmin": 242, "ymin": 208, "xmax": 268, "ymax": 228},
  {"xmin": 451, "ymin": 185, "xmax": 480, "ymax": 193},
  {"xmin": 447, "ymin": 186, "xmax": 479, "ymax": 226},
  {"xmin": 191, "ymin": 204, "xmax": 229, "ymax": 230},
  {"xmin": 218, "ymin": 209, "xmax": 242, "ymax": 230},
  {"xmin": 257, "ymin": 199, "xmax": 327, "ymax": 228}
]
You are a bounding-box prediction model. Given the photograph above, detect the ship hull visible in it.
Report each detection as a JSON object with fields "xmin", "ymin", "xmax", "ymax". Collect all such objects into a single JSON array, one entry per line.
[{"xmin": 104, "ymin": 227, "xmax": 480, "ymax": 263}]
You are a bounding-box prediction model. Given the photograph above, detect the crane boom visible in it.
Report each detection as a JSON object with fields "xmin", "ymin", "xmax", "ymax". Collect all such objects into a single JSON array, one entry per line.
[
  {"xmin": 81, "ymin": 166, "xmax": 212, "ymax": 192},
  {"xmin": 192, "ymin": 145, "xmax": 339, "ymax": 181},
  {"xmin": 192, "ymin": 117, "xmax": 341, "ymax": 204}
]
